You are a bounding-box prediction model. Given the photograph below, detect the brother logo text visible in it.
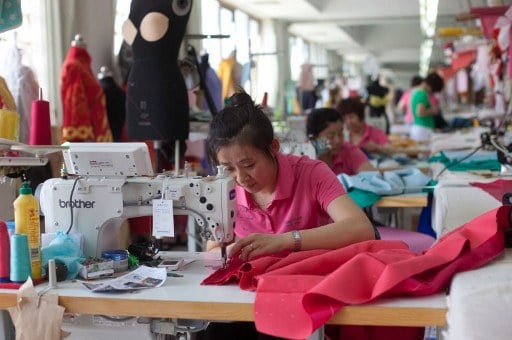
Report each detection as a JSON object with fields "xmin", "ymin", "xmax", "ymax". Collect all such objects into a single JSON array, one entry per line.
[{"xmin": 59, "ymin": 199, "xmax": 96, "ymax": 209}]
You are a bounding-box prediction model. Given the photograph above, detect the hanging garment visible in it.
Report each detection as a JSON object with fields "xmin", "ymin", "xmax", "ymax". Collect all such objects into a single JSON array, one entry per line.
[
  {"xmin": 199, "ymin": 54, "xmax": 222, "ymax": 112},
  {"xmin": 2, "ymin": 43, "xmax": 39, "ymax": 144},
  {"xmin": 98, "ymin": 76, "xmax": 126, "ymax": 142},
  {"xmin": 298, "ymin": 63, "xmax": 315, "ymax": 91},
  {"xmin": 0, "ymin": 75, "xmax": 18, "ymax": 141},
  {"xmin": 60, "ymin": 46, "xmax": 112, "ymax": 142},
  {"xmin": 217, "ymin": 56, "xmax": 242, "ymax": 101},
  {"xmin": 124, "ymin": 0, "xmax": 191, "ymax": 141},
  {"xmin": 203, "ymin": 206, "xmax": 509, "ymax": 339}
]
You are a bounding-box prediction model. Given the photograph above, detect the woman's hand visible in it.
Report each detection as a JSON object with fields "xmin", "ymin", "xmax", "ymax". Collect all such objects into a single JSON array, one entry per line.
[{"xmin": 228, "ymin": 233, "xmax": 293, "ymax": 262}]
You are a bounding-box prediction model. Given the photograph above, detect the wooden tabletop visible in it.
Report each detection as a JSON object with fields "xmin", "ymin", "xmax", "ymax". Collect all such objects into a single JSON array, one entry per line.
[{"xmin": 375, "ymin": 193, "xmax": 428, "ymax": 208}]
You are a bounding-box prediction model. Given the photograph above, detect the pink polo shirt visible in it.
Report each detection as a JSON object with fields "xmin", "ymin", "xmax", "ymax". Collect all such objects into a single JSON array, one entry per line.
[
  {"xmin": 234, "ymin": 153, "xmax": 345, "ymax": 238},
  {"xmin": 353, "ymin": 123, "xmax": 389, "ymax": 149},
  {"xmin": 331, "ymin": 142, "xmax": 369, "ymax": 175},
  {"xmin": 400, "ymin": 89, "xmax": 413, "ymax": 123}
]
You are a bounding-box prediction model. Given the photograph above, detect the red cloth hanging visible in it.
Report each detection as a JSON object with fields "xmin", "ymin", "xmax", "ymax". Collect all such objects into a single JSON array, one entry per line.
[
  {"xmin": 470, "ymin": 179, "xmax": 512, "ymax": 201},
  {"xmin": 470, "ymin": 6, "xmax": 509, "ymax": 39},
  {"xmin": 202, "ymin": 206, "xmax": 509, "ymax": 339},
  {"xmin": 451, "ymin": 49, "xmax": 477, "ymax": 71}
]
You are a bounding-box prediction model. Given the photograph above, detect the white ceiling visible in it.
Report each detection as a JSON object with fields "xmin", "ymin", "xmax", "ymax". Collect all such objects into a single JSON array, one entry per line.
[{"xmin": 219, "ymin": 0, "xmax": 498, "ymax": 79}]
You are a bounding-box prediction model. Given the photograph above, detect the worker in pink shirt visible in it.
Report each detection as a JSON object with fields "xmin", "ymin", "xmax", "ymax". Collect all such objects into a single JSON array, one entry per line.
[
  {"xmin": 205, "ymin": 90, "xmax": 374, "ymax": 260},
  {"xmin": 200, "ymin": 89, "xmax": 374, "ymax": 340},
  {"xmin": 306, "ymin": 107, "xmax": 375, "ymax": 175},
  {"xmin": 337, "ymin": 96, "xmax": 392, "ymax": 156}
]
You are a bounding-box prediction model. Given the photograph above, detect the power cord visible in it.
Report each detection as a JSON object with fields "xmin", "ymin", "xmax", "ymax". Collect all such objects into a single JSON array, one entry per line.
[
  {"xmin": 65, "ymin": 176, "xmax": 82, "ymax": 234},
  {"xmin": 434, "ymin": 145, "xmax": 483, "ymax": 180}
]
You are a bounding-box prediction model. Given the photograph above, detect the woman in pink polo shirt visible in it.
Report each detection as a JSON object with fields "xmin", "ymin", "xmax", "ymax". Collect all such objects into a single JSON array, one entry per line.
[
  {"xmin": 336, "ymin": 97, "xmax": 393, "ymax": 156},
  {"xmin": 306, "ymin": 107, "xmax": 375, "ymax": 175},
  {"xmin": 205, "ymin": 90, "xmax": 374, "ymax": 262},
  {"xmin": 201, "ymin": 90, "xmax": 374, "ymax": 339}
]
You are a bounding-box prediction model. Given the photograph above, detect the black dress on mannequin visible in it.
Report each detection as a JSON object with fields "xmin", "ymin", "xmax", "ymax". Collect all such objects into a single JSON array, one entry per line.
[
  {"xmin": 123, "ymin": 0, "xmax": 192, "ymax": 143},
  {"xmin": 98, "ymin": 66, "xmax": 126, "ymax": 142}
]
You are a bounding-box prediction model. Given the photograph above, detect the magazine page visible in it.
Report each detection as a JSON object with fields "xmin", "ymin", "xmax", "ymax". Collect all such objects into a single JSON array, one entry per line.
[{"xmin": 79, "ymin": 265, "xmax": 167, "ymax": 292}]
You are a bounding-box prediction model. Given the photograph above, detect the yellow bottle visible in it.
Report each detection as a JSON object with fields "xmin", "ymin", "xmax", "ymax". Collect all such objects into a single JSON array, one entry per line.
[{"xmin": 13, "ymin": 182, "xmax": 41, "ymax": 280}]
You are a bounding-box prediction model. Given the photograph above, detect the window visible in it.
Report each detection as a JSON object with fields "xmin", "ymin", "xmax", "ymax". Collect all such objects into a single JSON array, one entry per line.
[
  {"xmin": 289, "ymin": 36, "xmax": 309, "ymax": 81},
  {"xmin": 0, "ymin": 0, "xmax": 43, "ymax": 95},
  {"xmin": 113, "ymin": 0, "xmax": 131, "ymax": 56}
]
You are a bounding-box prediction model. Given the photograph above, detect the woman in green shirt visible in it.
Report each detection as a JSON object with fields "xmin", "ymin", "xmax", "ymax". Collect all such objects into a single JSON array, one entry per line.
[{"xmin": 410, "ymin": 72, "xmax": 444, "ymax": 141}]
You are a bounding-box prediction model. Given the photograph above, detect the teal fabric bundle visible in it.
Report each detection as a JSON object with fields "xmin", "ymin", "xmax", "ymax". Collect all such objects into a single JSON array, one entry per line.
[
  {"xmin": 429, "ymin": 150, "xmax": 500, "ymax": 171},
  {"xmin": 0, "ymin": 0, "xmax": 22, "ymax": 34}
]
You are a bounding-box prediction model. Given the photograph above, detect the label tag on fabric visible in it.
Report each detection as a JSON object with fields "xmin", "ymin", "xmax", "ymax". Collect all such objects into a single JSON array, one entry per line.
[{"xmin": 152, "ymin": 199, "xmax": 174, "ymax": 237}]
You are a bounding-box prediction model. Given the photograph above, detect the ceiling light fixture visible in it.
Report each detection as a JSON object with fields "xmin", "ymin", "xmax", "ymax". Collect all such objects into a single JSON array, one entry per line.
[
  {"xmin": 419, "ymin": 0, "xmax": 439, "ymax": 76},
  {"xmin": 419, "ymin": 39, "xmax": 433, "ymax": 77}
]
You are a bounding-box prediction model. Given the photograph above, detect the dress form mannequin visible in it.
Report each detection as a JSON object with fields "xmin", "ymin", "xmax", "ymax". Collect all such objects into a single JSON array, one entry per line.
[
  {"xmin": 60, "ymin": 34, "xmax": 112, "ymax": 142},
  {"xmin": 71, "ymin": 34, "xmax": 86, "ymax": 48},
  {"xmin": 122, "ymin": 0, "xmax": 192, "ymax": 144}
]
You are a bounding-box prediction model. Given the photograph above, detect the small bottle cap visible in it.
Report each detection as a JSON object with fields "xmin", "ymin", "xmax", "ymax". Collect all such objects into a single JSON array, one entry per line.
[{"xmin": 19, "ymin": 182, "xmax": 32, "ymax": 195}]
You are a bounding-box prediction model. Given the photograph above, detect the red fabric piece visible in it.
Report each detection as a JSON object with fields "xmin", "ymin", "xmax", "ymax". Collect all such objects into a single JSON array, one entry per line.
[
  {"xmin": 470, "ymin": 179, "xmax": 512, "ymax": 201},
  {"xmin": 470, "ymin": 6, "xmax": 509, "ymax": 39},
  {"xmin": 0, "ymin": 278, "xmax": 45, "ymax": 289},
  {"xmin": 203, "ymin": 207, "xmax": 509, "ymax": 339},
  {"xmin": 451, "ymin": 50, "xmax": 477, "ymax": 71}
]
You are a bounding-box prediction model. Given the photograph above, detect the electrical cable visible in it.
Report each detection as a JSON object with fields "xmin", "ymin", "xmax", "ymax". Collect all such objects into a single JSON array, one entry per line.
[
  {"xmin": 66, "ymin": 176, "xmax": 82, "ymax": 235},
  {"xmin": 434, "ymin": 146, "xmax": 483, "ymax": 180}
]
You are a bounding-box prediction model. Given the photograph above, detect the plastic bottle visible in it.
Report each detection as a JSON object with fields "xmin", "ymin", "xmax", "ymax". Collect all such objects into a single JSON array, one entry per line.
[
  {"xmin": 0, "ymin": 220, "xmax": 10, "ymax": 282},
  {"xmin": 13, "ymin": 181, "xmax": 41, "ymax": 280}
]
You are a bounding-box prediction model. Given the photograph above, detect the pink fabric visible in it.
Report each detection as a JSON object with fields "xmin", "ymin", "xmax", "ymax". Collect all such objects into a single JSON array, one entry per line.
[
  {"xmin": 234, "ymin": 153, "xmax": 345, "ymax": 238},
  {"xmin": 377, "ymin": 227, "xmax": 435, "ymax": 253},
  {"xmin": 203, "ymin": 206, "xmax": 509, "ymax": 339},
  {"xmin": 399, "ymin": 90, "xmax": 413, "ymax": 123},
  {"xmin": 298, "ymin": 63, "xmax": 315, "ymax": 91},
  {"xmin": 470, "ymin": 6, "xmax": 509, "ymax": 39},
  {"xmin": 355, "ymin": 123, "xmax": 389, "ymax": 149},
  {"xmin": 331, "ymin": 142, "xmax": 369, "ymax": 175},
  {"xmin": 470, "ymin": 179, "xmax": 512, "ymax": 201}
]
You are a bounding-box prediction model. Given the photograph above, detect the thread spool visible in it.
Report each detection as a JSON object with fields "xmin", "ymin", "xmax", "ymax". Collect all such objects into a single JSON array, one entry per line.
[
  {"xmin": 48, "ymin": 259, "xmax": 57, "ymax": 288},
  {"xmin": 29, "ymin": 88, "xmax": 52, "ymax": 145},
  {"xmin": 0, "ymin": 221, "xmax": 10, "ymax": 282},
  {"xmin": 10, "ymin": 234, "xmax": 31, "ymax": 283}
]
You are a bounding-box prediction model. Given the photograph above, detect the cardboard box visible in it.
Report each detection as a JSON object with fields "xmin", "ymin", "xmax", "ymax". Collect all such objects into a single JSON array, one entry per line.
[{"xmin": 79, "ymin": 259, "xmax": 114, "ymax": 280}]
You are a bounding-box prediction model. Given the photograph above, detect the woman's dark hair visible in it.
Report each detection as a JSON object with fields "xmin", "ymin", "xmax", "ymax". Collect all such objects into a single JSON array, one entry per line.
[
  {"xmin": 336, "ymin": 97, "xmax": 365, "ymax": 121},
  {"xmin": 425, "ymin": 72, "xmax": 444, "ymax": 93},
  {"xmin": 206, "ymin": 90, "xmax": 274, "ymax": 167},
  {"xmin": 411, "ymin": 75, "xmax": 423, "ymax": 87},
  {"xmin": 306, "ymin": 108, "xmax": 342, "ymax": 138}
]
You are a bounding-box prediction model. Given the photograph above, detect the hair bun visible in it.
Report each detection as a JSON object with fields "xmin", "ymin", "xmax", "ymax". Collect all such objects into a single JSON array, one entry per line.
[{"xmin": 229, "ymin": 89, "xmax": 253, "ymax": 108}]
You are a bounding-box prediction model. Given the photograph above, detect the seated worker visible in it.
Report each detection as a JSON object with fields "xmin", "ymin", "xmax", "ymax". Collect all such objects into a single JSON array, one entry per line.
[
  {"xmin": 200, "ymin": 89, "xmax": 375, "ymax": 339},
  {"xmin": 337, "ymin": 96, "xmax": 393, "ymax": 156},
  {"xmin": 306, "ymin": 107, "xmax": 375, "ymax": 175},
  {"xmin": 410, "ymin": 72, "xmax": 445, "ymax": 141}
]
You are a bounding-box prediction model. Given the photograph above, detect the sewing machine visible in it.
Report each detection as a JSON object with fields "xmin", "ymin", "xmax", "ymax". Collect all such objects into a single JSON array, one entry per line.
[{"xmin": 39, "ymin": 143, "xmax": 236, "ymax": 265}]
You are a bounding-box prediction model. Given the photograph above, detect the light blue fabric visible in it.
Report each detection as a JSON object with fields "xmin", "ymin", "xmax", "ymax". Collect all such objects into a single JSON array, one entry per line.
[
  {"xmin": 338, "ymin": 168, "xmax": 431, "ymax": 196},
  {"xmin": 41, "ymin": 231, "xmax": 84, "ymax": 280}
]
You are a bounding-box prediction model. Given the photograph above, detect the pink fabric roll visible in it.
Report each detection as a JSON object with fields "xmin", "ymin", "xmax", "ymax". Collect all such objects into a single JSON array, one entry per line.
[{"xmin": 29, "ymin": 99, "xmax": 51, "ymax": 145}]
